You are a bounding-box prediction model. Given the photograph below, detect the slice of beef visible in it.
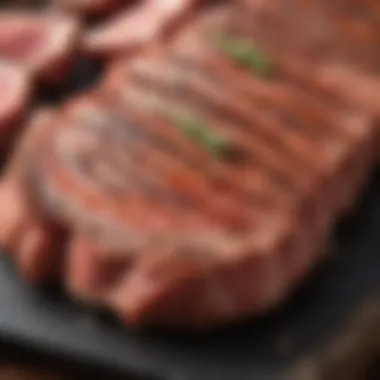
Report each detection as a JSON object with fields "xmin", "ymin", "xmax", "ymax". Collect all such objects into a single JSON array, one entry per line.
[
  {"xmin": 83, "ymin": 0, "xmax": 199, "ymax": 57},
  {"xmin": 0, "ymin": 61, "xmax": 31, "ymax": 154},
  {"xmin": 0, "ymin": 11, "xmax": 81, "ymax": 83},
  {"xmin": 0, "ymin": 3, "xmax": 378, "ymax": 329}
]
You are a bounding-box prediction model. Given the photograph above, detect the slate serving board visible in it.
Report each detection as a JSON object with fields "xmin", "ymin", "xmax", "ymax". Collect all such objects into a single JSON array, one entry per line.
[{"xmin": 0, "ymin": 58, "xmax": 380, "ymax": 380}]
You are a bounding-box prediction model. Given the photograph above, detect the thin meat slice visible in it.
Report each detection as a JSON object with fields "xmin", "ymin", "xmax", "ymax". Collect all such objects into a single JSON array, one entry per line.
[
  {"xmin": 0, "ymin": 61, "xmax": 31, "ymax": 154},
  {"xmin": 0, "ymin": 3, "xmax": 378, "ymax": 329},
  {"xmin": 0, "ymin": 11, "xmax": 81, "ymax": 83},
  {"xmin": 84, "ymin": 0, "xmax": 199, "ymax": 56}
]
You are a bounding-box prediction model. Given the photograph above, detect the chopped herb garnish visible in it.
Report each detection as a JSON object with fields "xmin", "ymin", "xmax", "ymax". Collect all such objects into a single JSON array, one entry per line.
[
  {"xmin": 171, "ymin": 112, "xmax": 230, "ymax": 158},
  {"xmin": 213, "ymin": 32, "xmax": 276, "ymax": 78}
]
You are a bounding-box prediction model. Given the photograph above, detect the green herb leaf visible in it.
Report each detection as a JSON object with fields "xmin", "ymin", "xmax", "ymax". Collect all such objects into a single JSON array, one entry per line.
[
  {"xmin": 203, "ymin": 133, "xmax": 230, "ymax": 157},
  {"xmin": 171, "ymin": 112, "xmax": 230, "ymax": 158},
  {"xmin": 213, "ymin": 32, "xmax": 276, "ymax": 78}
]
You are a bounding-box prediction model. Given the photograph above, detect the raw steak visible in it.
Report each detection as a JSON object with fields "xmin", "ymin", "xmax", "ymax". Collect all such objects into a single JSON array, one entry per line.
[
  {"xmin": 0, "ymin": 11, "xmax": 81, "ymax": 83},
  {"xmin": 83, "ymin": 0, "xmax": 199, "ymax": 56},
  {"xmin": 0, "ymin": 4, "xmax": 378, "ymax": 329}
]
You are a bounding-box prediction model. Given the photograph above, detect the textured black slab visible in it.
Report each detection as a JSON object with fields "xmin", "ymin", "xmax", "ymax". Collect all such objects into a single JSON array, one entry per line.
[{"xmin": 0, "ymin": 172, "xmax": 380, "ymax": 380}]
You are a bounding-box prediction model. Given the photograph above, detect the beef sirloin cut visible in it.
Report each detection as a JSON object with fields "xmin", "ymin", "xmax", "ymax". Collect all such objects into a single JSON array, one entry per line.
[
  {"xmin": 0, "ymin": 3, "xmax": 378, "ymax": 329},
  {"xmin": 0, "ymin": 11, "xmax": 81, "ymax": 83}
]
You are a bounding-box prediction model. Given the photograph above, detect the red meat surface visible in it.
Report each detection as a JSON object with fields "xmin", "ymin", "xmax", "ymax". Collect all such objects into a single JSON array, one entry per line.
[{"xmin": 0, "ymin": 1, "xmax": 379, "ymax": 329}]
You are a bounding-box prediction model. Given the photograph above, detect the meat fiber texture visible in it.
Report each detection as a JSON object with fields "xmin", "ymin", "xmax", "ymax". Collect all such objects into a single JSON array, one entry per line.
[
  {"xmin": 0, "ymin": 3, "xmax": 378, "ymax": 330},
  {"xmin": 233, "ymin": 0, "xmax": 380, "ymax": 134}
]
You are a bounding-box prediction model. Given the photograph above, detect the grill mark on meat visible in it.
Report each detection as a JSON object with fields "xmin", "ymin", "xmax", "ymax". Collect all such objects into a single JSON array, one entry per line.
[
  {"xmin": 133, "ymin": 56, "xmax": 331, "ymax": 172},
  {"xmin": 110, "ymin": 14, "xmax": 374, "ymax": 227},
  {"xmin": 173, "ymin": 47, "xmax": 347, "ymax": 144},
  {"xmin": 89, "ymin": 7, "xmax": 375, "ymax": 235},
  {"xmin": 102, "ymin": 51, "xmax": 364, "ymax": 228},
  {"xmin": 56, "ymin": 125, "xmax": 153, "ymax": 197},
  {"xmin": 118, "ymin": 81, "xmax": 295, "ymax": 208},
  {"xmin": 36, "ymin": 157, "xmax": 262, "ymax": 257},
  {"xmin": 36, "ymin": 128, "xmax": 224, "ymax": 244},
  {"xmin": 107, "ymin": 76, "xmax": 295, "ymax": 209},
  {"xmin": 115, "ymin": 102, "xmax": 289, "ymax": 212},
  {"xmin": 69, "ymin": 98, "xmax": 260, "ymax": 209},
  {"xmin": 126, "ymin": 53, "xmax": 352, "ymax": 209},
  {"xmin": 37, "ymin": 103, "xmax": 260, "ymax": 233},
  {"xmin": 219, "ymin": 18, "xmax": 371, "ymax": 109},
  {"xmin": 58, "ymin": 109, "xmax": 211, "ymax": 205},
  {"xmin": 84, "ymin": 105, "xmax": 263, "ymax": 230},
  {"xmin": 130, "ymin": 71, "xmax": 307, "ymax": 198},
  {"xmin": 232, "ymin": 0, "xmax": 380, "ymax": 72},
  {"xmin": 176, "ymin": 20, "xmax": 368, "ymax": 147},
  {"xmin": 66, "ymin": 96, "xmax": 231, "ymax": 179},
  {"xmin": 170, "ymin": 24, "xmax": 359, "ymax": 149}
]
